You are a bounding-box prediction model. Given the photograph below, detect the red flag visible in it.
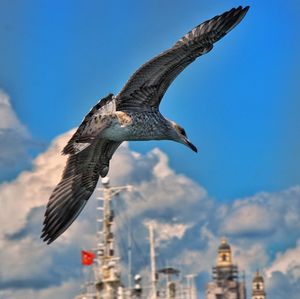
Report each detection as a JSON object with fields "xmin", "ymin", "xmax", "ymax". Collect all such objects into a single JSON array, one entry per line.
[{"xmin": 81, "ymin": 250, "xmax": 95, "ymax": 266}]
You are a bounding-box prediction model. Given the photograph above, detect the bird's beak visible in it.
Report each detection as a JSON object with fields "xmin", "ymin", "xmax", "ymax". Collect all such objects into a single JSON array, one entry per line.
[{"xmin": 182, "ymin": 137, "xmax": 198, "ymax": 153}]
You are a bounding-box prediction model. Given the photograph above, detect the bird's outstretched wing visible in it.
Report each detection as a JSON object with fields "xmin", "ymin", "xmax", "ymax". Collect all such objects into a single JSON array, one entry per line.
[
  {"xmin": 41, "ymin": 139, "xmax": 122, "ymax": 244},
  {"xmin": 116, "ymin": 6, "xmax": 249, "ymax": 112}
]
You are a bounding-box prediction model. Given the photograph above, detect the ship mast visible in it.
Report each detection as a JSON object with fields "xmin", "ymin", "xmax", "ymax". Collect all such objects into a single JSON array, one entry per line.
[
  {"xmin": 148, "ymin": 224, "xmax": 157, "ymax": 299},
  {"xmin": 186, "ymin": 274, "xmax": 196, "ymax": 299},
  {"xmin": 95, "ymin": 177, "xmax": 132, "ymax": 299}
]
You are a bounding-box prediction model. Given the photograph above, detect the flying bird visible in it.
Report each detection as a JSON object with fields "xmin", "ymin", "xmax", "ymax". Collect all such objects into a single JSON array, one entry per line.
[{"xmin": 42, "ymin": 6, "xmax": 249, "ymax": 244}]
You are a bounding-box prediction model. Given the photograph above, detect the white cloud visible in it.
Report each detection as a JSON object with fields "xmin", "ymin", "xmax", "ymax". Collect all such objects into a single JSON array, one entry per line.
[
  {"xmin": 0, "ymin": 90, "xmax": 31, "ymax": 173},
  {"xmin": 143, "ymin": 219, "xmax": 192, "ymax": 244},
  {"xmin": 172, "ymin": 226, "xmax": 219, "ymax": 274},
  {"xmin": 220, "ymin": 188, "xmax": 300, "ymax": 299},
  {"xmin": 0, "ymin": 130, "xmax": 70, "ymax": 238},
  {"xmin": 222, "ymin": 203, "xmax": 275, "ymax": 236},
  {"xmin": 220, "ymin": 187, "xmax": 300, "ymax": 243},
  {"xmin": 0, "ymin": 128, "xmax": 300, "ymax": 298},
  {"xmin": 266, "ymin": 268, "xmax": 300, "ymax": 299},
  {"xmin": 0, "ymin": 129, "xmax": 208, "ymax": 297},
  {"xmin": 0, "ymin": 278, "xmax": 80, "ymax": 299},
  {"xmin": 266, "ymin": 240, "xmax": 300, "ymax": 279},
  {"xmin": 0, "ymin": 91, "xmax": 27, "ymax": 134},
  {"xmin": 152, "ymin": 148, "xmax": 174, "ymax": 178},
  {"xmin": 233, "ymin": 243, "xmax": 269, "ymax": 273}
]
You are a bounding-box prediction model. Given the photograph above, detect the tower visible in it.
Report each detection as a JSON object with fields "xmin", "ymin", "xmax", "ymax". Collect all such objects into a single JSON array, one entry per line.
[
  {"xmin": 213, "ymin": 237, "xmax": 239, "ymax": 285},
  {"xmin": 205, "ymin": 238, "xmax": 246, "ymax": 299},
  {"xmin": 215, "ymin": 237, "xmax": 235, "ymax": 278},
  {"xmin": 252, "ymin": 271, "xmax": 266, "ymax": 299}
]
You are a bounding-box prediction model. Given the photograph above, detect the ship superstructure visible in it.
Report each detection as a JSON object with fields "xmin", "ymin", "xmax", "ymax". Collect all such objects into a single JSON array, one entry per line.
[{"xmin": 74, "ymin": 178, "xmax": 198, "ymax": 299}]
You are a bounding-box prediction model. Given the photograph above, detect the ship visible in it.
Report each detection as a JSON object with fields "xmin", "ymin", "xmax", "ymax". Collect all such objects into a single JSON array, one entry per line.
[{"xmin": 73, "ymin": 177, "xmax": 198, "ymax": 299}]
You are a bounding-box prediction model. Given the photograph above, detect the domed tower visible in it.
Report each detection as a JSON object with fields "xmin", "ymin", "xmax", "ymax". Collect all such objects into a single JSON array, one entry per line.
[
  {"xmin": 206, "ymin": 238, "xmax": 246, "ymax": 299},
  {"xmin": 217, "ymin": 237, "xmax": 233, "ymax": 267},
  {"xmin": 252, "ymin": 271, "xmax": 266, "ymax": 299},
  {"xmin": 213, "ymin": 237, "xmax": 238, "ymax": 282}
]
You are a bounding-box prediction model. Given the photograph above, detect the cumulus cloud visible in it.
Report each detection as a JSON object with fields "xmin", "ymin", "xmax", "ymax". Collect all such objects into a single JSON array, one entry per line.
[
  {"xmin": 266, "ymin": 240, "xmax": 300, "ymax": 278},
  {"xmin": 265, "ymin": 238, "xmax": 300, "ymax": 299},
  {"xmin": 0, "ymin": 90, "xmax": 33, "ymax": 177},
  {"xmin": 0, "ymin": 128, "xmax": 300, "ymax": 298},
  {"xmin": 143, "ymin": 219, "xmax": 193, "ymax": 245},
  {"xmin": 0, "ymin": 131, "xmax": 69, "ymax": 238},
  {"xmin": 266, "ymin": 269, "xmax": 300, "ymax": 299},
  {"xmin": 0, "ymin": 278, "xmax": 81, "ymax": 299},
  {"xmin": 0, "ymin": 91, "xmax": 27, "ymax": 134},
  {"xmin": 216, "ymin": 187, "xmax": 300, "ymax": 299},
  {"xmin": 0, "ymin": 129, "xmax": 209, "ymax": 298},
  {"xmin": 172, "ymin": 226, "xmax": 219, "ymax": 274},
  {"xmin": 222, "ymin": 204, "xmax": 275, "ymax": 237}
]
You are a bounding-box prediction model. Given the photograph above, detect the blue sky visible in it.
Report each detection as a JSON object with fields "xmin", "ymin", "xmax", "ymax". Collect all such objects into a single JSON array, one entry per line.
[
  {"xmin": 0, "ymin": 1, "xmax": 300, "ymax": 298},
  {"xmin": 1, "ymin": 0, "xmax": 300, "ymax": 201}
]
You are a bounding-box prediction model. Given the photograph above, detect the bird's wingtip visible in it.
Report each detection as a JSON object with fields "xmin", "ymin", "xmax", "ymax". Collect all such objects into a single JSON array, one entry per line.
[
  {"xmin": 242, "ymin": 6, "xmax": 250, "ymax": 15},
  {"xmin": 40, "ymin": 231, "xmax": 56, "ymax": 245}
]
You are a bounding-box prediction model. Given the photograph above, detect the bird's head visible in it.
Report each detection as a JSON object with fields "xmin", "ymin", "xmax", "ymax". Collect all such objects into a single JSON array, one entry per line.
[{"xmin": 169, "ymin": 121, "xmax": 197, "ymax": 153}]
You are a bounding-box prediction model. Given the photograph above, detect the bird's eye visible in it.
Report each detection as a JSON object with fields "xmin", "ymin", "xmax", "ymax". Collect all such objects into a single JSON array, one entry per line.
[
  {"xmin": 182, "ymin": 129, "xmax": 186, "ymax": 136},
  {"xmin": 179, "ymin": 127, "xmax": 186, "ymax": 136}
]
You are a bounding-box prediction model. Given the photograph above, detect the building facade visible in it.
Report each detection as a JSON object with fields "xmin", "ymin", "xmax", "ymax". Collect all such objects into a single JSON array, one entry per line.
[
  {"xmin": 251, "ymin": 271, "xmax": 266, "ymax": 299},
  {"xmin": 205, "ymin": 238, "xmax": 246, "ymax": 299}
]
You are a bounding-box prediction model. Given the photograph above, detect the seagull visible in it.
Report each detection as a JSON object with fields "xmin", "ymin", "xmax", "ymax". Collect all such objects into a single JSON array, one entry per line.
[{"xmin": 42, "ymin": 6, "xmax": 249, "ymax": 244}]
